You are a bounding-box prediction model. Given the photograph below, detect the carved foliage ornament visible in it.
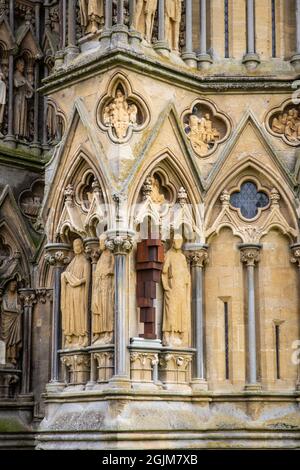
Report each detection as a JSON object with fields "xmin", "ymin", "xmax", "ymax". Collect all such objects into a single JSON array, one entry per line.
[
  {"xmin": 266, "ymin": 99, "xmax": 300, "ymax": 146},
  {"xmin": 96, "ymin": 74, "xmax": 149, "ymax": 143},
  {"xmin": 182, "ymin": 99, "xmax": 231, "ymax": 158}
]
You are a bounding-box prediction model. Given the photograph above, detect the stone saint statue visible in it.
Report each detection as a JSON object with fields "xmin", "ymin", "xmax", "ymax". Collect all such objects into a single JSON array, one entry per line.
[
  {"xmin": 61, "ymin": 238, "xmax": 90, "ymax": 348},
  {"xmin": 79, "ymin": 0, "xmax": 104, "ymax": 34},
  {"xmin": 161, "ymin": 235, "xmax": 191, "ymax": 347},
  {"xmin": 14, "ymin": 58, "xmax": 34, "ymax": 139},
  {"xmin": 0, "ymin": 280, "xmax": 22, "ymax": 366},
  {"xmin": 165, "ymin": 0, "xmax": 182, "ymax": 51},
  {"xmin": 92, "ymin": 238, "xmax": 115, "ymax": 344},
  {"xmin": 134, "ymin": 0, "xmax": 158, "ymax": 43},
  {"xmin": 0, "ymin": 71, "xmax": 6, "ymax": 137}
]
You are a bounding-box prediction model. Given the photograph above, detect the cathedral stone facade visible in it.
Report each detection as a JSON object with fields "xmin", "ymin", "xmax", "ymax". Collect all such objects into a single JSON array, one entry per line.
[{"xmin": 0, "ymin": 0, "xmax": 300, "ymax": 450}]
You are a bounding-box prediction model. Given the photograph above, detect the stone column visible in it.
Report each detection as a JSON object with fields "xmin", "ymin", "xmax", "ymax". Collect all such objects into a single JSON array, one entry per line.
[
  {"xmin": 182, "ymin": 0, "xmax": 197, "ymax": 67},
  {"xmin": 111, "ymin": 0, "xmax": 128, "ymax": 46},
  {"xmin": 197, "ymin": 0, "xmax": 212, "ymax": 69},
  {"xmin": 290, "ymin": 243, "xmax": 300, "ymax": 389},
  {"xmin": 4, "ymin": 0, "xmax": 15, "ymax": 147},
  {"xmin": 239, "ymin": 243, "xmax": 261, "ymax": 390},
  {"xmin": 100, "ymin": 0, "xmax": 113, "ymax": 47},
  {"xmin": 84, "ymin": 237, "xmax": 100, "ymax": 345},
  {"xmin": 19, "ymin": 289, "xmax": 36, "ymax": 396},
  {"xmin": 45, "ymin": 243, "xmax": 70, "ymax": 392},
  {"xmin": 65, "ymin": 0, "xmax": 79, "ymax": 62},
  {"xmin": 291, "ymin": 0, "xmax": 300, "ymax": 71},
  {"xmin": 242, "ymin": 0, "xmax": 260, "ymax": 70},
  {"xmin": 186, "ymin": 243, "xmax": 209, "ymax": 391},
  {"xmin": 154, "ymin": 0, "xmax": 169, "ymax": 55},
  {"xmin": 84, "ymin": 237, "xmax": 100, "ymax": 389},
  {"xmin": 106, "ymin": 230, "xmax": 135, "ymax": 388}
]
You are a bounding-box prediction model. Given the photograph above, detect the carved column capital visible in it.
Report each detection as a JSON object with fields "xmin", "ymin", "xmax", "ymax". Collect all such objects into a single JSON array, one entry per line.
[
  {"xmin": 84, "ymin": 237, "xmax": 100, "ymax": 265},
  {"xmin": 185, "ymin": 243, "xmax": 209, "ymax": 268},
  {"xmin": 19, "ymin": 288, "xmax": 36, "ymax": 307},
  {"xmin": 291, "ymin": 243, "xmax": 300, "ymax": 267},
  {"xmin": 105, "ymin": 230, "xmax": 135, "ymax": 255},
  {"xmin": 239, "ymin": 243, "xmax": 261, "ymax": 267},
  {"xmin": 44, "ymin": 243, "xmax": 71, "ymax": 267},
  {"xmin": 35, "ymin": 288, "xmax": 53, "ymax": 304}
]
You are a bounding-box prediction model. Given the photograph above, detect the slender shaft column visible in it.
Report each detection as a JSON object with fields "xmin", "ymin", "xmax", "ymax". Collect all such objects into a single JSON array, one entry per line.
[
  {"xmin": 100, "ymin": 0, "xmax": 113, "ymax": 47},
  {"xmin": 291, "ymin": 0, "xmax": 300, "ymax": 71},
  {"xmin": 19, "ymin": 289, "xmax": 36, "ymax": 396},
  {"xmin": 182, "ymin": 0, "xmax": 197, "ymax": 67},
  {"xmin": 186, "ymin": 244, "xmax": 209, "ymax": 391},
  {"xmin": 290, "ymin": 243, "xmax": 300, "ymax": 389},
  {"xmin": 154, "ymin": 0, "xmax": 169, "ymax": 55},
  {"xmin": 4, "ymin": 0, "xmax": 15, "ymax": 147},
  {"xmin": 105, "ymin": 0, "xmax": 113, "ymax": 29},
  {"xmin": 84, "ymin": 238, "xmax": 100, "ymax": 346},
  {"xmin": 111, "ymin": 0, "xmax": 129, "ymax": 45},
  {"xmin": 45, "ymin": 244, "xmax": 70, "ymax": 392},
  {"xmin": 65, "ymin": 0, "xmax": 79, "ymax": 62},
  {"xmin": 239, "ymin": 244, "xmax": 261, "ymax": 390},
  {"xmin": 117, "ymin": 0, "xmax": 125, "ymax": 25},
  {"xmin": 84, "ymin": 238, "xmax": 100, "ymax": 389},
  {"xmin": 197, "ymin": 0, "xmax": 212, "ymax": 69},
  {"xmin": 106, "ymin": 230, "xmax": 135, "ymax": 388},
  {"xmin": 242, "ymin": 0, "xmax": 260, "ymax": 70}
]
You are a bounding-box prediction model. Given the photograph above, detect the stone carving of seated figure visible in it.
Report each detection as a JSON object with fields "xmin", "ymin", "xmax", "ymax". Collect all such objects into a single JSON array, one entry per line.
[
  {"xmin": 103, "ymin": 89, "xmax": 139, "ymax": 140},
  {"xmin": 271, "ymin": 107, "xmax": 300, "ymax": 142}
]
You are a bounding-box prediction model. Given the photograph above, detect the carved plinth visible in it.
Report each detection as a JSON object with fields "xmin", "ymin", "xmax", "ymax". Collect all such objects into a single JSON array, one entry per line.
[
  {"xmin": 159, "ymin": 351, "xmax": 193, "ymax": 389},
  {"xmin": 92, "ymin": 349, "xmax": 114, "ymax": 384},
  {"xmin": 130, "ymin": 351, "xmax": 159, "ymax": 386},
  {"xmin": 0, "ymin": 366, "xmax": 21, "ymax": 399},
  {"xmin": 61, "ymin": 352, "xmax": 90, "ymax": 387}
]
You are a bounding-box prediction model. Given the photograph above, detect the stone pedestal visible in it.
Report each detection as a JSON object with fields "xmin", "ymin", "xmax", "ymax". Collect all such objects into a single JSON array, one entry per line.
[
  {"xmin": 159, "ymin": 350, "xmax": 194, "ymax": 390},
  {"xmin": 129, "ymin": 338, "xmax": 162, "ymax": 389},
  {"xmin": 60, "ymin": 351, "xmax": 90, "ymax": 387},
  {"xmin": 0, "ymin": 366, "xmax": 21, "ymax": 399}
]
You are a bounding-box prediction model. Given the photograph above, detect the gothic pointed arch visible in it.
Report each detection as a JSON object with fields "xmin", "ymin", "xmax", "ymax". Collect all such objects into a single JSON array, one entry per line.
[
  {"xmin": 0, "ymin": 185, "xmax": 35, "ymax": 286},
  {"xmin": 205, "ymin": 158, "xmax": 298, "ymax": 244}
]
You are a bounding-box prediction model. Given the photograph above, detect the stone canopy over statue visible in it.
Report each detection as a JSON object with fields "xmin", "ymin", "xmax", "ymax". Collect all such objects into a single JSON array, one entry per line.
[
  {"xmin": 92, "ymin": 238, "xmax": 115, "ymax": 344},
  {"xmin": 0, "ymin": 280, "xmax": 22, "ymax": 366},
  {"xmin": 161, "ymin": 235, "xmax": 191, "ymax": 347},
  {"xmin": 61, "ymin": 238, "xmax": 90, "ymax": 348}
]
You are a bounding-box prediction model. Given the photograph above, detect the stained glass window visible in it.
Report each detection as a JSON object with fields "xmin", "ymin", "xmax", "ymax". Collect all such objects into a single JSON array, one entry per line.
[{"xmin": 230, "ymin": 181, "xmax": 269, "ymax": 219}]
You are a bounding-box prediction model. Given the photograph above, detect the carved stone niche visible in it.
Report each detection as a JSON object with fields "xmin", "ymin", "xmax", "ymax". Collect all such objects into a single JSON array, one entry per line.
[
  {"xmin": 159, "ymin": 351, "xmax": 193, "ymax": 389},
  {"xmin": 182, "ymin": 99, "xmax": 231, "ymax": 158},
  {"xmin": 96, "ymin": 74, "xmax": 150, "ymax": 143},
  {"xmin": 61, "ymin": 352, "xmax": 90, "ymax": 387},
  {"xmin": 266, "ymin": 100, "xmax": 300, "ymax": 146},
  {"xmin": 19, "ymin": 179, "xmax": 44, "ymax": 232}
]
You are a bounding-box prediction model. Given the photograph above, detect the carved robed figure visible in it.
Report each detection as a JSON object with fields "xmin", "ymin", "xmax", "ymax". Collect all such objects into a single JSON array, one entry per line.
[
  {"xmin": 61, "ymin": 238, "xmax": 90, "ymax": 348},
  {"xmin": 13, "ymin": 58, "xmax": 34, "ymax": 139},
  {"xmin": 0, "ymin": 280, "xmax": 22, "ymax": 365},
  {"xmin": 161, "ymin": 235, "xmax": 191, "ymax": 347},
  {"xmin": 92, "ymin": 239, "xmax": 115, "ymax": 344},
  {"xmin": 165, "ymin": 0, "xmax": 182, "ymax": 51}
]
